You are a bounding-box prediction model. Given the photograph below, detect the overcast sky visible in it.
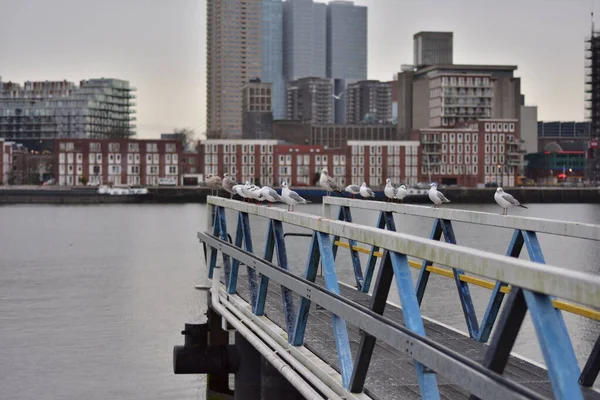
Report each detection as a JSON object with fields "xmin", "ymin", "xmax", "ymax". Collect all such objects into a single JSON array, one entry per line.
[{"xmin": 0, "ymin": 0, "xmax": 595, "ymax": 138}]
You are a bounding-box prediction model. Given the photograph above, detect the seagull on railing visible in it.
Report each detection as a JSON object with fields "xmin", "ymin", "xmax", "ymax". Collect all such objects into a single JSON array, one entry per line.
[
  {"xmin": 429, "ymin": 183, "xmax": 450, "ymax": 208},
  {"xmin": 319, "ymin": 168, "xmax": 343, "ymax": 196},
  {"xmin": 281, "ymin": 182, "xmax": 310, "ymax": 212},
  {"xmin": 260, "ymin": 186, "xmax": 283, "ymax": 207},
  {"xmin": 206, "ymin": 174, "xmax": 222, "ymax": 196},
  {"xmin": 345, "ymin": 184, "xmax": 361, "ymax": 199},
  {"xmin": 395, "ymin": 184, "xmax": 407, "ymax": 203},
  {"xmin": 222, "ymin": 173, "xmax": 237, "ymax": 199},
  {"xmin": 232, "ymin": 184, "xmax": 246, "ymax": 200},
  {"xmin": 247, "ymin": 184, "xmax": 264, "ymax": 204},
  {"xmin": 359, "ymin": 182, "xmax": 375, "ymax": 199},
  {"xmin": 384, "ymin": 179, "xmax": 396, "ymax": 202},
  {"xmin": 494, "ymin": 187, "xmax": 527, "ymax": 215},
  {"xmin": 241, "ymin": 181, "xmax": 254, "ymax": 202}
]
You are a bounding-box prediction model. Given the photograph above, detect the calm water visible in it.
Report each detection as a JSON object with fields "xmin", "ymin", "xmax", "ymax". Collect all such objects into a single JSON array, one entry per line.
[{"xmin": 0, "ymin": 202, "xmax": 599, "ymax": 399}]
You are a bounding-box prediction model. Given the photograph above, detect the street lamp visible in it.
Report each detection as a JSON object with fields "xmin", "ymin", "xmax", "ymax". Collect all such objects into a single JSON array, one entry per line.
[{"xmin": 497, "ymin": 164, "xmax": 502, "ymax": 186}]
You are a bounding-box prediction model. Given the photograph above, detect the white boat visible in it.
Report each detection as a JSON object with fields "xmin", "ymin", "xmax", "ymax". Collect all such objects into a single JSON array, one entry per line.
[{"xmin": 97, "ymin": 185, "xmax": 148, "ymax": 196}]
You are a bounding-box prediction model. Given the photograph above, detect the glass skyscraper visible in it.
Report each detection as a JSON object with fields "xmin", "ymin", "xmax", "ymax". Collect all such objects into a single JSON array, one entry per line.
[
  {"xmin": 261, "ymin": 0, "xmax": 285, "ymax": 120},
  {"xmin": 282, "ymin": 0, "xmax": 327, "ymax": 81}
]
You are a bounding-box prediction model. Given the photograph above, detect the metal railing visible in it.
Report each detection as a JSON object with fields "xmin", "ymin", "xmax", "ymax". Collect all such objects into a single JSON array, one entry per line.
[{"xmin": 200, "ymin": 196, "xmax": 600, "ymax": 400}]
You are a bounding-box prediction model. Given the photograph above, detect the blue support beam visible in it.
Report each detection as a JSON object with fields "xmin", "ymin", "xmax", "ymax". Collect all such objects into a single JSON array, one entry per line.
[
  {"xmin": 477, "ymin": 229, "xmax": 525, "ymax": 342},
  {"xmin": 415, "ymin": 218, "xmax": 443, "ymax": 304},
  {"xmin": 291, "ymin": 233, "xmax": 321, "ymax": 346},
  {"xmin": 361, "ymin": 211, "xmax": 387, "ymax": 293},
  {"xmin": 389, "ymin": 251, "xmax": 440, "ymax": 399},
  {"xmin": 520, "ymin": 230, "xmax": 582, "ymax": 399},
  {"xmin": 523, "ymin": 289, "xmax": 583, "ymax": 399},
  {"xmin": 331, "ymin": 206, "xmax": 364, "ymax": 290},
  {"xmin": 216, "ymin": 207, "xmax": 232, "ymax": 285},
  {"xmin": 227, "ymin": 212, "xmax": 258, "ymax": 305},
  {"xmin": 207, "ymin": 206, "xmax": 222, "ymax": 279},
  {"xmin": 316, "ymin": 231, "xmax": 354, "ymax": 389},
  {"xmin": 271, "ymin": 220, "xmax": 296, "ymax": 339},
  {"xmin": 254, "ymin": 220, "xmax": 276, "ymax": 316}
]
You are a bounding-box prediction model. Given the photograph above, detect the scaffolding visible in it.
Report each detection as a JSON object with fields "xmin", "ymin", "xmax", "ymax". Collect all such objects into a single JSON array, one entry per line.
[{"xmin": 584, "ymin": 15, "xmax": 600, "ymax": 183}]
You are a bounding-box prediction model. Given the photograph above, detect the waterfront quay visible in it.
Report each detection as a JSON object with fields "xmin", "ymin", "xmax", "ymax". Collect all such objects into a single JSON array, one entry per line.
[
  {"xmin": 0, "ymin": 185, "xmax": 599, "ymax": 205},
  {"xmin": 174, "ymin": 196, "xmax": 600, "ymax": 400}
]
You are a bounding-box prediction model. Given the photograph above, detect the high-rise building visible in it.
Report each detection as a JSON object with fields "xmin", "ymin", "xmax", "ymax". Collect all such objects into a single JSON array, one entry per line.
[
  {"xmin": 345, "ymin": 80, "xmax": 392, "ymax": 125},
  {"xmin": 242, "ymin": 79, "xmax": 273, "ymax": 139},
  {"xmin": 261, "ymin": 0, "xmax": 285, "ymax": 120},
  {"xmin": 206, "ymin": 0, "xmax": 262, "ymax": 139},
  {"xmin": 282, "ymin": 0, "xmax": 327, "ymax": 81},
  {"xmin": 397, "ymin": 65, "xmax": 521, "ymax": 137},
  {"xmin": 0, "ymin": 78, "xmax": 136, "ymax": 151},
  {"xmin": 326, "ymin": 1, "xmax": 367, "ymax": 80},
  {"xmin": 287, "ymin": 77, "xmax": 333, "ymax": 124},
  {"xmin": 413, "ymin": 32, "xmax": 453, "ymax": 68},
  {"xmin": 326, "ymin": 0, "xmax": 367, "ymax": 123}
]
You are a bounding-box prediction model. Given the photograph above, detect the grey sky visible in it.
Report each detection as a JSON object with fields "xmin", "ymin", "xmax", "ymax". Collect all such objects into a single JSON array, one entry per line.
[{"xmin": 0, "ymin": 0, "xmax": 594, "ymax": 139}]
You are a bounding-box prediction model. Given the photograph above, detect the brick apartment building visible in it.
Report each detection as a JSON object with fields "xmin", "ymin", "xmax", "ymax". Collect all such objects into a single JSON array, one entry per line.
[
  {"xmin": 344, "ymin": 140, "xmax": 421, "ymax": 187},
  {"xmin": 413, "ymin": 119, "xmax": 521, "ymax": 187},
  {"xmin": 200, "ymin": 139, "xmax": 420, "ymax": 188},
  {"xmin": 55, "ymin": 138, "xmax": 183, "ymax": 186}
]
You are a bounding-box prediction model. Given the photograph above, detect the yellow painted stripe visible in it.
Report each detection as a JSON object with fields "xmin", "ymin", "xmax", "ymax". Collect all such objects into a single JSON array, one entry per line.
[{"xmin": 333, "ymin": 240, "xmax": 600, "ymax": 321}]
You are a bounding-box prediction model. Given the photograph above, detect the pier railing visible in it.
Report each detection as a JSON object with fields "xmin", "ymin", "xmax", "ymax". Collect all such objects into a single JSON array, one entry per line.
[{"xmin": 199, "ymin": 196, "xmax": 600, "ymax": 400}]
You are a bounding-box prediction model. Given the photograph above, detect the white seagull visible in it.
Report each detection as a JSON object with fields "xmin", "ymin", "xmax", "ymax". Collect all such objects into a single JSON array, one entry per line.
[
  {"xmin": 359, "ymin": 182, "xmax": 375, "ymax": 199},
  {"xmin": 428, "ymin": 183, "xmax": 450, "ymax": 208},
  {"xmin": 241, "ymin": 181, "xmax": 254, "ymax": 202},
  {"xmin": 206, "ymin": 174, "xmax": 223, "ymax": 196},
  {"xmin": 395, "ymin": 184, "xmax": 407, "ymax": 202},
  {"xmin": 247, "ymin": 185, "xmax": 264, "ymax": 204},
  {"xmin": 332, "ymin": 91, "xmax": 344, "ymax": 100},
  {"xmin": 232, "ymin": 184, "xmax": 246, "ymax": 200},
  {"xmin": 260, "ymin": 186, "xmax": 283, "ymax": 207},
  {"xmin": 494, "ymin": 187, "xmax": 527, "ymax": 215},
  {"xmin": 384, "ymin": 179, "xmax": 397, "ymax": 202},
  {"xmin": 319, "ymin": 168, "xmax": 343, "ymax": 196},
  {"xmin": 222, "ymin": 173, "xmax": 237, "ymax": 198},
  {"xmin": 345, "ymin": 184, "xmax": 361, "ymax": 199},
  {"xmin": 281, "ymin": 182, "xmax": 311, "ymax": 212}
]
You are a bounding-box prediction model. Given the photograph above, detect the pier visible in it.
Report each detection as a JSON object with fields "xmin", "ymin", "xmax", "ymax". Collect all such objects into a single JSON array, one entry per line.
[{"xmin": 174, "ymin": 196, "xmax": 600, "ymax": 399}]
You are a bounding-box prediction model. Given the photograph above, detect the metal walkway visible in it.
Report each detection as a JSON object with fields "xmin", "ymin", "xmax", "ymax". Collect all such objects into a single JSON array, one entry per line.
[{"xmin": 192, "ymin": 196, "xmax": 600, "ymax": 400}]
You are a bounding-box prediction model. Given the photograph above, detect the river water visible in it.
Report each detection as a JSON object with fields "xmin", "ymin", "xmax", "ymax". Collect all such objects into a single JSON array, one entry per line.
[{"xmin": 0, "ymin": 202, "xmax": 598, "ymax": 399}]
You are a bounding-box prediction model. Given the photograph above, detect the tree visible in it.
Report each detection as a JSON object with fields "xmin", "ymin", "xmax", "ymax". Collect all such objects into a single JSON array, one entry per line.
[{"xmin": 172, "ymin": 128, "xmax": 196, "ymax": 151}]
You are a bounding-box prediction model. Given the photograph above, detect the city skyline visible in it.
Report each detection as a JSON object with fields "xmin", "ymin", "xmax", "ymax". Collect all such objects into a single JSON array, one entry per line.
[{"xmin": 0, "ymin": 0, "xmax": 595, "ymax": 138}]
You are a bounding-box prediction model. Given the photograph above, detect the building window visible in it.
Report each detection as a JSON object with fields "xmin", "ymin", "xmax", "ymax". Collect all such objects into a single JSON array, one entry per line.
[
  {"xmin": 90, "ymin": 142, "xmax": 101, "ymax": 152},
  {"xmin": 128, "ymin": 143, "xmax": 139, "ymax": 152}
]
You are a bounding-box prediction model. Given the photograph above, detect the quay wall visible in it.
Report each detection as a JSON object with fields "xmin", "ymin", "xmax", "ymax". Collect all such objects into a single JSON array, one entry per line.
[{"xmin": 0, "ymin": 186, "xmax": 598, "ymax": 205}]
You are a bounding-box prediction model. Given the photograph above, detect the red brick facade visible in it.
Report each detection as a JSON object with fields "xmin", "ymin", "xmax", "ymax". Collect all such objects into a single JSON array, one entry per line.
[
  {"xmin": 55, "ymin": 139, "xmax": 183, "ymax": 186},
  {"xmin": 413, "ymin": 119, "xmax": 520, "ymax": 187}
]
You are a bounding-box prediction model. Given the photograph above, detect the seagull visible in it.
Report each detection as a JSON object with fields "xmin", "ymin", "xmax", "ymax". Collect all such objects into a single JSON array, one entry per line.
[
  {"xmin": 222, "ymin": 173, "xmax": 237, "ymax": 198},
  {"xmin": 232, "ymin": 184, "xmax": 246, "ymax": 200},
  {"xmin": 494, "ymin": 187, "xmax": 527, "ymax": 215},
  {"xmin": 428, "ymin": 183, "xmax": 450, "ymax": 208},
  {"xmin": 345, "ymin": 184, "xmax": 361, "ymax": 199},
  {"xmin": 319, "ymin": 168, "xmax": 343, "ymax": 196},
  {"xmin": 359, "ymin": 182, "xmax": 375, "ymax": 199},
  {"xmin": 241, "ymin": 181, "xmax": 254, "ymax": 202},
  {"xmin": 395, "ymin": 184, "xmax": 407, "ymax": 203},
  {"xmin": 247, "ymin": 184, "xmax": 264, "ymax": 204},
  {"xmin": 281, "ymin": 182, "xmax": 311, "ymax": 212},
  {"xmin": 332, "ymin": 91, "xmax": 344, "ymax": 100},
  {"xmin": 260, "ymin": 186, "xmax": 283, "ymax": 207},
  {"xmin": 384, "ymin": 179, "xmax": 396, "ymax": 202},
  {"xmin": 206, "ymin": 174, "xmax": 222, "ymax": 196}
]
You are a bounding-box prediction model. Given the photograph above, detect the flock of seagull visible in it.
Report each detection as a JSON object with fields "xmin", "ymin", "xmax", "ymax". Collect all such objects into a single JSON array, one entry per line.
[{"xmin": 205, "ymin": 167, "xmax": 528, "ymax": 215}]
